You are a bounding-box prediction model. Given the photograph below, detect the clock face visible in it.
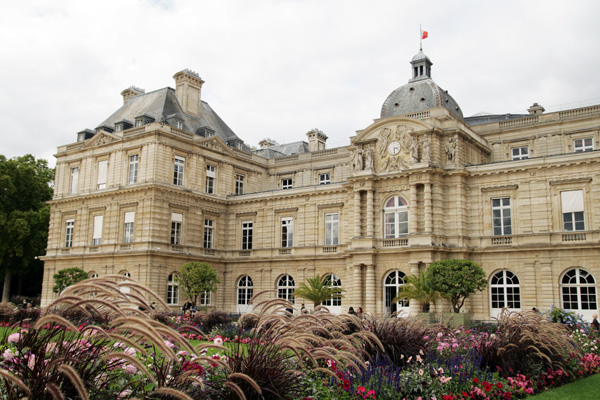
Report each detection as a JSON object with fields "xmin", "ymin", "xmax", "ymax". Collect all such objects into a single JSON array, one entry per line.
[{"xmin": 388, "ymin": 141, "xmax": 400, "ymax": 155}]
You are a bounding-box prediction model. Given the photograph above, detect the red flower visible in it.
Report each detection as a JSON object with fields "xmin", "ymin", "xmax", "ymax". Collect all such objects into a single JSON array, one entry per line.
[
  {"xmin": 496, "ymin": 382, "xmax": 503, "ymax": 389},
  {"xmin": 473, "ymin": 378, "xmax": 479, "ymax": 384},
  {"xmin": 503, "ymin": 392, "xmax": 511, "ymax": 399},
  {"xmin": 342, "ymin": 379, "xmax": 351, "ymax": 390}
]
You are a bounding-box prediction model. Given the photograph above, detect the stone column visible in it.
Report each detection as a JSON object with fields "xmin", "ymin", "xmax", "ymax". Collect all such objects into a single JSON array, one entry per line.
[
  {"xmin": 354, "ymin": 191, "xmax": 361, "ymax": 238},
  {"xmin": 365, "ymin": 264, "xmax": 376, "ymax": 315},
  {"xmin": 425, "ymin": 183, "xmax": 432, "ymax": 234},
  {"xmin": 409, "ymin": 263, "xmax": 420, "ymax": 315},
  {"xmin": 367, "ymin": 190, "xmax": 374, "ymax": 237},
  {"xmin": 410, "ymin": 184, "xmax": 418, "ymax": 234},
  {"xmin": 353, "ymin": 264, "xmax": 363, "ymax": 308}
]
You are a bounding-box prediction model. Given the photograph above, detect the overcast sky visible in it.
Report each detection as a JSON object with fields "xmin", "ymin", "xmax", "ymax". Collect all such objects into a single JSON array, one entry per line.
[{"xmin": 2, "ymin": 0, "xmax": 600, "ymax": 167}]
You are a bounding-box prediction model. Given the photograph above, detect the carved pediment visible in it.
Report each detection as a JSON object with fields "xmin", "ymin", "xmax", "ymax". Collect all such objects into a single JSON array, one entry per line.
[
  {"xmin": 83, "ymin": 132, "xmax": 120, "ymax": 148},
  {"xmin": 199, "ymin": 137, "xmax": 235, "ymax": 156}
]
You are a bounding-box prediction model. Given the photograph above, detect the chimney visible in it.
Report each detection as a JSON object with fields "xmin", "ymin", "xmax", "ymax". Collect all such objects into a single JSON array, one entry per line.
[
  {"xmin": 259, "ymin": 138, "xmax": 278, "ymax": 149},
  {"xmin": 173, "ymin": 69, "xmax": 205, "ymax": 117},
  {"xmin": 527, "ymin": 102, "xmax": 545, "ymax": 115},
  {"xmin": 306, "ymin": 128, "xmax": 328, "ymax": 152},
  {"xmin": 120, "ymin": 86, "xmax": 145, "ymax": 104}
]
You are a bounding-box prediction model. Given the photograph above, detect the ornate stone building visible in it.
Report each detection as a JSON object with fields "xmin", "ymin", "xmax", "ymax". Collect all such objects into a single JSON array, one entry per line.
[{"xmin": 41, "ymin": 53, "xmax": 600, "ymax": 321}]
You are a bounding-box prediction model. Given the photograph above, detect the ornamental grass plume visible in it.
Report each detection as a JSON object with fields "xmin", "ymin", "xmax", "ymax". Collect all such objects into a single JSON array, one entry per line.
[{"xmin": 480, "ymin": 309, "xmax": 582, "ymax": 377}]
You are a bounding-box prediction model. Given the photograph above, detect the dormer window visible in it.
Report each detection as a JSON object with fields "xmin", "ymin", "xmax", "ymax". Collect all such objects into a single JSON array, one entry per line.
[
  {"xmin": 197, "ymin": 126, "xmax": 215, "ymax": 138},
  {"xmin": 134, "ymin": 114, "xmax": 155, "ymax": 128},
  {"xmin": 166, "ymin": 115, "xmax": 184, "ymax": 130},
  {"xmin": 114, "ymin": 120, "xmax": 133, "ymax": 132}
]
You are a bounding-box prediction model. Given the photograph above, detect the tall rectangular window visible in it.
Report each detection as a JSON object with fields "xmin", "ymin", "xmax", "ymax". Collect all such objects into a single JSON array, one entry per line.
[
  {"xmin": 282, "ymin": 178, "xmax": 293, "ymax": 190},
  {"xmin": 65, "ymin": 219, "xmax": 74, "ymax": 247},
  {"xmin": 171, "ymin": 213, "xmax": 183, "ymax": 245},
  {"xmin": 235, "ymin": 174, "xmax": 244, "ymax": 195},
  {"xmin": 200, "ymin": 291, "xmax": 211, "ymax": 306},
  {"xmin": 574, "ymin": 138, "xmax": 594, "ymax": 152},
  {"xmin": 70, "ymin": 167, "xmax": 79, "ymax": 194},
  {"xmin": 92, "ymin": 215, "xmax": 103, "ymax": 245},
  {"xmin": 492, "ymin": 198, "xmax": 512, "ymax": 236},
  {"xmin": 173, "ymin": 156, "xmax": 185, "ymax": 186},
  {"xmin": 128, "ymin": 154, "xmax": 139, "ymax": 184},
  {"xmin": 206, "ymin": 165, "xmax": 215, "ymax": 194},
  {"xmin": 319, "ymin": 173, "xmax": 331, "ymax": 185},
  {"xmin": 204, "ymin": 219, "xmax": 214, "ymax": 249},
  {"xmin": 511, "ymin": 146, "xmax": 529, "ymax": 160},
  {"xmin": 123, "ymin": 212, "xmax": 135, "ymax": 243},
  {"xmin": 325, "ymin": 213, "xmax": 339, "ymax": 245},
  {"xmin": 97, "ymin": 160, "xmax": 108, "ymax": 189},
  {"xmin": 281, "ymin": 217, "xmax": 294, "ymax": 248},
  {"xmin": 241, "ymin": 222, "xmax": 253, "ymax": 250},
  {"xmin": 561, "ymin": 190, "xmax": 585, "ymax": 231}
]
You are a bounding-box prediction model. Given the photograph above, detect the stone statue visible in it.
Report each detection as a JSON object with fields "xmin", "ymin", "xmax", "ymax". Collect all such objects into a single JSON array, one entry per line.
[
  {"xmin": 409, "ymin": 136, "xmax": 418, "ymax": 163},
  {"xmin": 446, "ymin": 137, "xmax": 457, "ymax": 161},
  {"xmin": 352, "ymin": 148, "xmax": 364, "ymax": 171},
  {"xmin": 364, "ymin": 145, "xmax": 374, "ymax": 170},
  {"xmin": 422, "ymin": 134, "xmax": 431, "ymax": 162}
]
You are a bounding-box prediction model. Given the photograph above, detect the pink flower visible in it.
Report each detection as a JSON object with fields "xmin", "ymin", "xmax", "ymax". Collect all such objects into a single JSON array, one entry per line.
[
  {"xmin": 2, "ymin": 349, "xmax": 15, "ymax": 361},
  {"xmin": 164, "ymin": 340, "xmax": 175, "ymax": 349},
  {"xmin": 123, "ymin": 364, "xmax": 137, "ymax": 375},
  {"xmin": 118, "ymin": 389, "xmax": 133, "ymax": 398},
  {"xmin": 418, "ymin": 369, "xmax": 424, "ymax": 376},
  {"xmin": 7, "ymin": 333, "xmax": 21, "ymax": 343},
  {"xmin": 214, "ymin": 336, "xmax": 223, "ymax": 346}
]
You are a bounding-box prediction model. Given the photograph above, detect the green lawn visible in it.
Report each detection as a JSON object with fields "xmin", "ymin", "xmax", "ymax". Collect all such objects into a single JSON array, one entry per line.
[{"xmin": 528, "ymin": 373, "xmax": 600, "ymax": 399}]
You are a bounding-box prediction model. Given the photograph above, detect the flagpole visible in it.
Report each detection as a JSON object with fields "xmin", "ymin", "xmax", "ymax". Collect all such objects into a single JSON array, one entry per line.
[{"xmin": 419, "ymin": 24, "xmax": 422, "ymax": 51}]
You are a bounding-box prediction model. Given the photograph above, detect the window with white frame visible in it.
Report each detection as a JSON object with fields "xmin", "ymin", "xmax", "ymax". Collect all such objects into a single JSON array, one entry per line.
[
  {"xmin": 241, "ymin": 221, "xmax": 253, "ymax": 250},
  {"xmin": 237, "ymin": 276, "xmax": 253, "ymax": 305},
  {"xmin": 65, "ymin": 219, "xmax": 74, "ymax": 247},
  {"xmin": 384, "ymin": 196, "xmax": 408, "ymax": 239},
  {"xmin": 171, "ymin": 213, "xmax": 183, "ymax": 245},
  {"xmin": 128, "ymin": 154, "xmax": 139, "ymax": 185},
  {"xmin": 277, "ymin": 275, "xmax": 295, "ymax": 303},
  {"xmin": 281, "ymin": 178, "xmax": 293, "ymax": 190},
  {"xmin": 123, "ymin": 211, "xmax": 135, "ymax": 243},
  {"xmin": 384, "ymin": 271, "xmax": 409, "ymax": 316},
  {"xmin": 97, "ymin": 160, "xmax": 108, "ymax": 190},
  {"xmin": 511, "ymin": 146, "xmax": 529, "ymax": 160},
  {"xmin": 206, "ymin": 165, "xmax": 216, "ymax": 194},
  {"xmin": 235, "ymin": 174, "xmax": 244, "ymax": 195},
  {"xmin": 204, "ymin": 219, "xmax": 214, "ymax": 249},
  {"xmin": 199, "ymin": 291, "xmax": 211, "ymax": 306},
  {"xmin": 175, "ymin": 120, "xmax": 183, "ymax": 129},
  {"xmin": 123, "ymin": 212, "xmax": 135, "ymax": 243},
  {"xmin": 561, "ymin": 190, "xmax": 585, "ymax": 231},
  {"xmin": 561, "ymin": 268, "xmax": 598, "ymax": 312},
  {"xmin": 322, "ymin": 274, "xmax": 342, "ymax": 306},
  {"xmin": 92, "ymin": 215, "xmax": 103, "ymax": 245},
  {"xmin": 319, "ymin": 173, "xmax": 331, "ymax": 185},
  {"xmin": 574, "ymin": 138, "xmax": 594, "ymax": 152},
  {"xmin": 492, "ymin": 197, "xmax": 512, "ymax": 236},
  {"xmin": 490, "ymin": 270, "xmax": 521, "ymax": 310},
  {"xmin": 173, "ymin": 156, "xmax": 185, "ymax": 186},
  {"xmin": 167, "ymin": 273, "xmax": 179, "ymax": 305},
  {"xmin": 325, "ymin": 213, "xmax": 339, "ymax": 245},
  {"xmin": 70, "ymin": 167, "xmax": 79, "ymax": 194},
  {"xmin": 281, "ymin": 217, "xmax": 293, "ymax": 248}
]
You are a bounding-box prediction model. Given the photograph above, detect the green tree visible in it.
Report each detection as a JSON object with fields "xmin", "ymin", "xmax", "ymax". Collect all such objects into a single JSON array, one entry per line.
[
  {"xmin": 53, "ymin": 267, "xmax": 89, "ymax": 293},
  {"xmin": 293, "ymin": 274, "xmax": 345, "ymax": 308},
  {"xmin": 425, "ymin": 259, "xmax": 487, "ymax": 313},
  {"xmin": 0, "ymin": 154, "xmax": 54, "ymax": 302},
  {"xmin": 392, "ymin": 271, "xmax": 444, "ymax": 312},
  {"xmin": 178, "ymin": 262, "xmax": 220, "ymax": 306}
]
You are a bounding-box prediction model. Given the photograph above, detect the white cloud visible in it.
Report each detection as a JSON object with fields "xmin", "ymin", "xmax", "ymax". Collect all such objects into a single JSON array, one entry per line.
[{"xmin": 2, "ymin": 0, "xmax": 600, "ymax": 166}]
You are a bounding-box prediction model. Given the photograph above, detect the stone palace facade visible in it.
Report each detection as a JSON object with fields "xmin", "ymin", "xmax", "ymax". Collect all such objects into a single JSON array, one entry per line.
[{"xmin": 41, "ymin": 51, "xmax": 600, "ymax": 321}]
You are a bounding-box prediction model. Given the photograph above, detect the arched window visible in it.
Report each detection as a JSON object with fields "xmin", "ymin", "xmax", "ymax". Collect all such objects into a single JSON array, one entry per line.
[
  {"xmin": 384, "ymin": 196, "xmax": 408, "ymax": 238},
  {"xmin": 90, "ymin": 272, "xmax": 98, "ymax": 279},
  {"xmin": 120, "ymin": 271, "xmax": 131, "ymax": 294},
  {"xmin": 490, "ymin": 270, "xmax": 521, "ymax": 318},
  {"xmin": 237, "ymin": 276, "xmax": 254, "ymax": 306},
  {"xmin": 322, "ymin": 274, "xmax": 342, "ymax": 307},
  {"xmin": 561, "ymin": 268, "xmax": 598, "ymax": 319},
  {"xmin": 384, "ymin": 271, "xmax": 409, "ymax": 316},
  {"xmin": 277, "ymin": 275, "xmax": 295, "ymax": 303},
  {"xmin": 167, "ymin": 273, "xmax": 179, "ymax": 305}
]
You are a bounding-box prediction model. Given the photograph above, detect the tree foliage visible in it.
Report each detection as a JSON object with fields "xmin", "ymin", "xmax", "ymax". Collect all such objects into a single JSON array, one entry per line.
[
  {"xmin": 425, "ymin": 259, "xmax": 487, "ymax": 313},
  {"xmin": 0, "ymin": 154, "xmax": 54, "ymax": 301},
  {"xmin": 52, "ymin": 267, "xmax": 89, "ymax": 293},
  {"xmin": 392, "ymin": 271, "xmax": 445, "ymax": 312},
  {"xmin": 178, "ymin": 262, "xmax": 220, "ymax": 306},
  {"xmin": 293, "ymin": 274, "xmax": 345, "ymax": 308}
]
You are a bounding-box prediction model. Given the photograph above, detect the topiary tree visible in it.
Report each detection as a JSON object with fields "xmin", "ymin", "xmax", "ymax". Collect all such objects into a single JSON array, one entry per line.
[
  {"xmin": 425, "ymin": 259, "xmax": 487, "ymax": 313},
  {"xmin": 53, "ymin": 267, "xmax": 88, "ymax": 293},
  {"xmin": 293, "ymin": 274, "xmax": 345, "ymax": 308},
  {"xmin": 179, "ymin": 261, "xmax": 220, "ymax": 307}
]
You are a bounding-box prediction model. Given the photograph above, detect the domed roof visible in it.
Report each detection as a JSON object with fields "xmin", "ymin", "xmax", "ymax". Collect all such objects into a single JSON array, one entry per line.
[{"xmin": 381, "ymin": 51, "xmax": 463, "ymax": 119}]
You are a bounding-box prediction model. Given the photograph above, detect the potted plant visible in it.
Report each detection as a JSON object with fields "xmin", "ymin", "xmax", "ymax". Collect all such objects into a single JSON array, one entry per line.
[
  {"xmin": 392, "ymin": 271, "xmax": 443, "ymax": 322},
  {"xmin": 425, "ymin": 259, "xmax": 487, "ymax": 327}
]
